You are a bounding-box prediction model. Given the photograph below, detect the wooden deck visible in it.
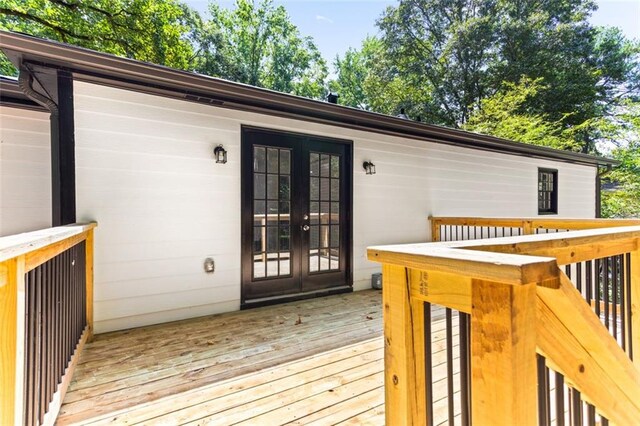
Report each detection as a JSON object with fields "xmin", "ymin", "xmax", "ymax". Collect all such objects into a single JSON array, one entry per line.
[{"xmin": 57, "ymin": 290, "xmax": 459, "ymax": 425}]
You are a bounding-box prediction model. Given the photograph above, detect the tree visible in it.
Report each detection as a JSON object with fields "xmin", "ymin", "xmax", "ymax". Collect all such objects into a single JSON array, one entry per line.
[
  {"xmin": 196, "ymin": 0, "xmax": 327, "ymax": 99},
  {"xmin": 376, "ymin": 0, "xmax": 498, "ymax": 126},
  {"xmin": 464, "ymin": 77, "xmax": 580, "ymax": 151},
  {"xmin": 600, "ymin": 101, "xmax": 640, "ymax": 218},
  {"xmin": 347, "ymin": 0, "xmax": 640, "ymax": 154},
  {"xmin": 602, "ymin": 142, "xmax": 640, "ymax": 218},
  {"xmin": 0, "ymin": 0, "xmax": 200, "ymax": 73}
]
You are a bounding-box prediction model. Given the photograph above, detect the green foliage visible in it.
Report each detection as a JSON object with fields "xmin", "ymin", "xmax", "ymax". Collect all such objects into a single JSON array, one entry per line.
[
  {"xmin": 0, "ymin": 0, "xmax": 199, "ymax": 71},
  {"xmin": 602, "ymin": 145, "xmax": 640, "ymax": 218},
  {"xmin": 0, "ymin": 0, "xmax": 328, "ymax": 99},
  {"xmin": 601, "ymin": 102, "xmax": 640, "ymax": 218},
  {"xmin": 329, "ymin": 37, "xmax": 431, "ymax": 114},
  {"xmin": 464, "ymin": 78, "xmax": 581, "ymax": 151},
  {"xmin": 334, "ymin": 0, "xmax": 640, "ymax": 152},
  {"xmin": 375, "ymin": 0, "xmax": 498, "ymax": 126},
  {"xmin": 196, "ymin": 0, "xmax": 327, "ymax": 98},
  {"xmin": 0, "ymin": 52, "xmax": 15, "ymax": 76}
]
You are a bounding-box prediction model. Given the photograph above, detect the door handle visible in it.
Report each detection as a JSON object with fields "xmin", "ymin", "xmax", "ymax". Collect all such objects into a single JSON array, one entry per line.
[{"xmin": 302, "ymin": 225, "xmax": 310, "ymax": 231}]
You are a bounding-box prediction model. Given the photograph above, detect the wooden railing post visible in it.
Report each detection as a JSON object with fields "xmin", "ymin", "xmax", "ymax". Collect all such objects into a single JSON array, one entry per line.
[
  {"xmin": 382, "ymin": 264, "xmax": 427, "ymax": 425},
  {"xmin": 0, "ymin": 255, "xmax": 25, "ymax": 426},
  {"xmin": 86, "ymin": 229, "xmax": 94, "ymax": 340},
  {"xmin": 632, "ymin": 242, "xmax": 640, "ymax": 368},
  {"xmin": 430, "ymin": 218, "xmax": 441, "ymax": 242},
  {"xmin": 471, "ymin": 279, "xmax": 537, "ymax": 425},
  {"xmin": 523, "ymin": 220, "xmax": 534, "ymax": 235}
]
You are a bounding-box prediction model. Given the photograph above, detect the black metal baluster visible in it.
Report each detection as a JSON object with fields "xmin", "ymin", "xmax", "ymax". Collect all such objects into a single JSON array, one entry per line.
[
  {"xmin": 612, "ymin": 255, "xmax": 618, "ymax": 345},
  {"xmin": 36, "ymin": 266, "xmax": 43, "ymax": 425},
  {"xmin": 537, "ymin": 355, "xmax": 550, "ymax": 426},
  {"xmin": 570, "ymin": 389, "xmax": 582, "ymax": 426},
  {"xmin": 604, "ymin": 257, "xmax": 610, "ymax": 332},
  {"xmin": 626, "ymin": 253, "xmax": 633, "ymax": 359},
  {"xmin": 620, "ymin": 254, "xmax": 627, "ymax": 352},
  {"xmin": 44, "ymin": 262, "xmax": 51, "ymax": 417},
  {"xmin": 459, "ymin": 312, "xmax": 470, "ymax": 426},
  {"xmin": 595, "ymin": 259, "xmax": 601, "ymax": 319},
  {"xmin": 586, "ymin": 260, "xmax": 593, "ymax": 308},
  {"xmin": 555, "ymin": 373, "xmax": 565, "ymax": 426},
  {"xmin": 587, "ymin": 404, "xmax": 596, "ymax": 425},
  {"xmin": 424, "ymin": 302, "xmax": 433, "ymax": 426},
  {"xmin": 576, "ymin": 262, "xmax": 582, "ymax": 295},
  {"xmin": 446, "ymin": 308, "xmax": 454, "ymax": 424}
]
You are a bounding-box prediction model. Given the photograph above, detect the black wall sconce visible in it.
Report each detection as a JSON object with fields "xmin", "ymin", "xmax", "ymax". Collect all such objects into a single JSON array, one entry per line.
[
  {"xmin": 214, "ymin": 145, "xmax": 227, "ymax": 164},
  {"xmin": 363, "ymin": 161, "xmax": 376, "ymax": 175}
]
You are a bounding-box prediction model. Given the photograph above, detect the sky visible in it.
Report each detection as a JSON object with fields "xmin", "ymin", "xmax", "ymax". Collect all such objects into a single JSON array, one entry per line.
[{"xmin": 184, "ymin": 0, "xmax": 640, "ymax": 70}]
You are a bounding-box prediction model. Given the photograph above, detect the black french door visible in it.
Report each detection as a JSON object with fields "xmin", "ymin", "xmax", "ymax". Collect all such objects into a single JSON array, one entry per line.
[{"xmin": 241, "ymin": 127, "xmax": 352, "ymax": 305}]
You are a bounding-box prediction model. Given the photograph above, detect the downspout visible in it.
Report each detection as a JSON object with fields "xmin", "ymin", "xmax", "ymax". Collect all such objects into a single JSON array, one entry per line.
[
  {"xmin": 596, "ymin": 164, "xmax": 613, "ymax": 218},
  {"xmin": 17, "ymin": 63, "xmax": 58, "ymax": 115}
]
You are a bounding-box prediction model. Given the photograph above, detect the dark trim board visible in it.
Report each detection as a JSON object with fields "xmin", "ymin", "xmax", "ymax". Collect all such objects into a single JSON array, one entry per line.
[
  {"xmin": 16, "ymin": 64, "xmax": 76, "ymax": 226},
  {"xmin": 52, "ymin": 70, "xmax": 76, "ymax": 226},
  {"xmin": 596, "ymin": 174, "xmax": 602, "ymax": 218},
  {"xmin": 241, "ymin": 286, "xmax": 353, "ymax": 310},
  {"xmin": 0, "ymin": 31, "xmax": 617, "ymax": 168},
  {"xmin": 0, "ymin": 96, "xmax": 47, "ymax": 112}
]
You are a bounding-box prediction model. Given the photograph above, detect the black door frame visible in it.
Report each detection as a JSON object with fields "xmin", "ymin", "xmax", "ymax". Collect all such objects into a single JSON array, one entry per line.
[{"xmin": 240, "ymin": 125, "xmax": 353, "ymax": 308}]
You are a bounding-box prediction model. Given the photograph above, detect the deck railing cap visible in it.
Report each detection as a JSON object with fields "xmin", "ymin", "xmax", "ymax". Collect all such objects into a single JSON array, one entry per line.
[
  {"xmin": 368, "ymin": 225, "xmax": 640, "ymax": 287},
  {"xmin": 0, "ymin": 223, "xmax": 97, "ymax": 263}
]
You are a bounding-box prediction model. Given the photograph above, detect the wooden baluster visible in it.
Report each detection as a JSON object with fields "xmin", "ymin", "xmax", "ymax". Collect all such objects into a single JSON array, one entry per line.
[
  {"xmin": 631, "ymin": 242, "xmax": 640, "ymax": 368},
  {"xmin": 85, "ymin": 229, "xmax": 95, "ymax": 341},
  {"xmin": 471, "ymin": 279, "xmax": 537, "ymax": 426},
  {"xmin": 382, "ymin": 264, "xmax": 427, "ymax": 425},
  {"xmin": 0, "ymin": 255, "xmax": 26, "ymax": 426}
]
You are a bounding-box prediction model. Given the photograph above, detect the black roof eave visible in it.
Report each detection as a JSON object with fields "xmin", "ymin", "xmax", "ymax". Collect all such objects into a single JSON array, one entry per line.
[{"xmin": 0, "ymin": 31, "xmax": 617, "ymax": 167}]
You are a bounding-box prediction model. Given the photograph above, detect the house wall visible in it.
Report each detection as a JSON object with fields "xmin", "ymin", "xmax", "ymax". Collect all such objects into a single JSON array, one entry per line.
[
  {"xmin": 0, "ymin": 105, "xmax": 51, "ymax": 236},
  {"xmin": 69, "ymin": 81, "xmax": 596, "ymax": 333}
]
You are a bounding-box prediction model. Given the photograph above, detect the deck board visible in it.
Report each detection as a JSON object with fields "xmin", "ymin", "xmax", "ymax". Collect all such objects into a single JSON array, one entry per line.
[{"xmin": 57, "ymin": 290, "xmax": 461, "ymax": 425}]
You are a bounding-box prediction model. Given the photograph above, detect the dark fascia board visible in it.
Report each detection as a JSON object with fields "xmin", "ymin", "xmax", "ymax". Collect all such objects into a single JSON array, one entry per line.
[
  {"xmin": 0, "ymin": 31, "xmax": 618, "ymax": 167},
  {"xmin": 0, "ymin": 76, "xmax": 47, "ymax": 111}
]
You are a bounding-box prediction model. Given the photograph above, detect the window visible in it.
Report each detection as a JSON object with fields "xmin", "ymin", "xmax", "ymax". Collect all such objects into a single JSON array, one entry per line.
[{"xmin": 538, "ymin": 168, "xmax": 558, "ymax": 214}]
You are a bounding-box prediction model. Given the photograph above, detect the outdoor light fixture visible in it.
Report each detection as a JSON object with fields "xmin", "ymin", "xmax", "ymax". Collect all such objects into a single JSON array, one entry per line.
[
  {"xmin": 363, "ymin": 161, "xmax": 376, "ymax": 175},
  {"xmin": 214, "ymin": 145, "xmax": 227, "ymax": 164}
]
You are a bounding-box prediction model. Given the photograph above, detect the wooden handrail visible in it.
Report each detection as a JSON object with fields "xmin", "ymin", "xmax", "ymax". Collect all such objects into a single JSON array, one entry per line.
[
  {"xmin": 430, "ymin": 216, "xmax": 640, "ymax": 231},
  {"xmin": 368, "ymin": 225, "xmax": 640, "ymax": 425},
  {"xmin": 0, "ymin": 223, "xmax": 96, "ymax": 426},
  {"xmin": 0, "ymin": 223, "xmax": 96, "ymax": 264}
]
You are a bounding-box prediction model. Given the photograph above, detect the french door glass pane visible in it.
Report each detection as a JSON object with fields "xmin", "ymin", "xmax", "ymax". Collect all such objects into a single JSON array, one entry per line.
[
  {"xmin": 309, "ymin": 152, "xmax": 341, "ymax": 273},
  {"xmin": 253, "ymin": 146, "xmax": 292, "ymax": 279}
]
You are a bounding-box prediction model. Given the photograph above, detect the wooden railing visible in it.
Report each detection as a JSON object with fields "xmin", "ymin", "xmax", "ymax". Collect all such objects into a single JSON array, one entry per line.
[
  {"xmin": 430, "ymin": 216, "xmax": 640, "ymax": 242},
  {"xmin": 368, "ymin": 223, "xmax": 640, "ymax": 425},
  {"xmin": 0, "ymin": 223, "xmax": 96, "ymax": 426}
]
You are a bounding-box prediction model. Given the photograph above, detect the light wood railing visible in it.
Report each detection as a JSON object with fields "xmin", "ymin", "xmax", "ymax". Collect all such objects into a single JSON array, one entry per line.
[
  {"xmin": 368, "ymin": 224, "xmax": 640, "ymax": 425},
  {"xmin": 0, "ymin": 223, "xmax": 96, "ymax": 426},
  {"xmin": 430, "ymin": 216, "xmax": 640, "ymax": 242}
]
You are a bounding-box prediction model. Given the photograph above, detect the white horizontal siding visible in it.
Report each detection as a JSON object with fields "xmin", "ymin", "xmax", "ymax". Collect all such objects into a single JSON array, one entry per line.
[
  {"xmin": 0, "ymin": 106, "xmax": 51, "ymax": 236},
  {"xmin": 70, "ymin": 81, "xmax": 596, "ymax": 332}
]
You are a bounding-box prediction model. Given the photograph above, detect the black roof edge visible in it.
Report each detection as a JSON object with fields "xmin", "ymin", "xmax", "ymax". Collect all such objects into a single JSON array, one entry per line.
[
  {"xmin": 0, "ymin": 75, "xmax": 47, "ymax": 111},
  {"xmin": 0, "ymin": 31, "xmax": 618, "ymax": 167}
]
